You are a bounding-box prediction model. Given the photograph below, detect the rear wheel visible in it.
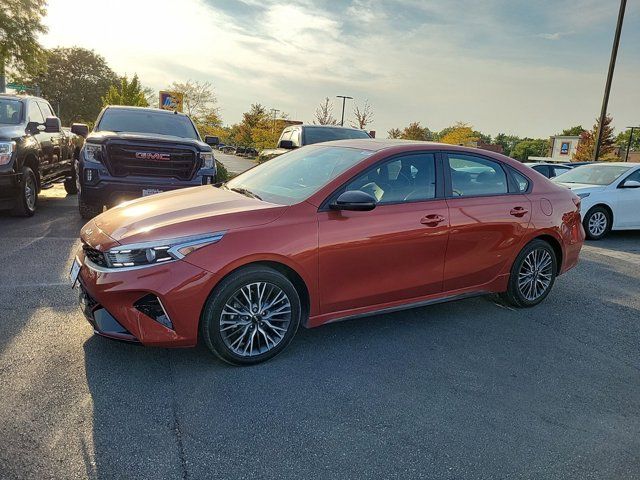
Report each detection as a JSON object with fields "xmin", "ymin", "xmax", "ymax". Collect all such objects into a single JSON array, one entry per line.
[
  {"xmin": 583, "ymin": 206, "xmax": 611, "ymax": 240},
  {"xmin": 201, "ymin": 266, "xmax": 301, "ymax": 365},
  {"xmin": 11, "ymin": 166, "xmax": 38, "ymax": 217},
  {"xmin": 499, "ymin": 239, "xmax": 557, "ymax": 308}
]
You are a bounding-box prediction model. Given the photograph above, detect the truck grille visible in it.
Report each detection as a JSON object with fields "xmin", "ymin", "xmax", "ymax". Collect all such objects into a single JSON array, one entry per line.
[
  {"xmin": 104, "ymin": 142, "xmax": 198, "ymax": 180},
  {"xmin": 83, "ymin": 244, "xmax": 108, "ymax": 268}
]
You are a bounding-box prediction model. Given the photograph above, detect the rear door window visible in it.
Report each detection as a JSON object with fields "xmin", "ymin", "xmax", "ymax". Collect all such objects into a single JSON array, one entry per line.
[{"xmin": 447, "ymin": 154, "xmax": 508, "ymax": 197}]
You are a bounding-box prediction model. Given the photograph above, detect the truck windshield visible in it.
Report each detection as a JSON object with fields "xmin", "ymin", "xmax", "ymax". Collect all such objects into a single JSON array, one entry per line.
[
  {"xmin": 225, "ymin": 145, "xmax": 373, "ymax": 205},
  {"xmin": 304, "ymin": 127, "xmax": 370, "ymax": 145},
  {"xmin": 0, "ymin": 99, "xmax": 23, "ymax": 125},
  {"xmin": 96, "ymin": 109, "xmax": 199, "ymax": 139}
]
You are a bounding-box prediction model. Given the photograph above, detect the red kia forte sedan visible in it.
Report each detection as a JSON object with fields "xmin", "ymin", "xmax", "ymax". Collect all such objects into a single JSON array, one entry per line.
[{"xmin": 72, "ymin": 140, "xmax": 584, "ymax": 365}]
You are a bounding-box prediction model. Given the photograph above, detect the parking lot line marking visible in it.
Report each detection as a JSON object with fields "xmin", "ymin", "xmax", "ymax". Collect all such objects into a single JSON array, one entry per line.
[{"xmin": 582, "ymin": 245, "xmax": 640, "ymax": 266}]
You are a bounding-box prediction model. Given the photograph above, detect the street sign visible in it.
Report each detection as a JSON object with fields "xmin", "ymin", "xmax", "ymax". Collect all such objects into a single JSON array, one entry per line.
[
  {"xmin": 159, "ymin": 91, "xmax": 183, "ymax": 112},
  {"xmin": 6, "ymin": 83, "xmax": 27, "ymax": 90}
]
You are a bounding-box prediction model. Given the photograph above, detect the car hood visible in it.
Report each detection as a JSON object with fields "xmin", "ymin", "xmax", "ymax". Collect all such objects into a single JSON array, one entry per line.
[
  {"xmin": 87, "ymin": 130, "xmax": 210, "ymax": 151},
  {"xmin": 89, "ymin": 186, "xmax": 287, "ymax": 247},
  {"xmin": 555, "ymin": 182, "xmax": 606, "ymax": 194},
  {"xmin": 0, "ymin": 124, "xmax": 25, "ymax": 140}
]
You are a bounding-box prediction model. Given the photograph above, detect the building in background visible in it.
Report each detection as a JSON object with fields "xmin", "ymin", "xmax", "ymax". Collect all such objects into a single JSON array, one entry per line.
[{"xmin": 528, "ymin": 135, "xmax": 580, "ymax": 163}]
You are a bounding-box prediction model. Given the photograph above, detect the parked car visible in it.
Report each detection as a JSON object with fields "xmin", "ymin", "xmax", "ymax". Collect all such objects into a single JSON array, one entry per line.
[
  {"xmin": 259, "ymin": 125, "xmax": 371, "ymax": 162},
  {"xmin": 73, "ymin": 105, "xmax": 218, "ymax": 219},
  {"xmin": 73, "ymin": 140, "xmax": 584, "ymax": 365},
  {"xmin": 0, "ymin": 94, "xmax": 84, "ymax": 216},
  {"xmin": 524, "ymin": 162, "xmax": 574, "ymax": 179},
  {"xmin": 553, "ymin": 162, "xmax": 640, "ymax": 239}
]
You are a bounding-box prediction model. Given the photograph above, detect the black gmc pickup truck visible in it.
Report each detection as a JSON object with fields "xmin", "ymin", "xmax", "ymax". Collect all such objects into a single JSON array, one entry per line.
[
  {"xmin": 72, "ymin": 105, "xmax": 218, "ymax": 218},
  {"xmin": 0, "ymin": 94, "xmax": 84, "ymax": 216}
]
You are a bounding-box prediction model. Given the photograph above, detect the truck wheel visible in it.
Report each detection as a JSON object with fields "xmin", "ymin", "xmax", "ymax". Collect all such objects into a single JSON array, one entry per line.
[
  {"xmin": 64, "ymin": 161, "xmax": 78, "ymax": 194},
  {"xmin": 11, "ymin": 166, "xmax": 38, "ymax": 217}
]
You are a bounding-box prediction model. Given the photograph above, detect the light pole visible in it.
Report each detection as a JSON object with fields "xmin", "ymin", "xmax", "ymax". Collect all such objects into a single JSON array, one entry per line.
[
  {"xmin": 624, "ymin": 126, "xmax": 639, "ymax": 162},
  {"xmin": 593, "ymin": 0, "xmax": 626, "ymax": 161},
  {"xmin": 336, "ymin": 95, "xmax": 353, "ymax": 126},
  {"xmin": 269, "ymin": 108, "xmax": 280, "ymax": 133}
]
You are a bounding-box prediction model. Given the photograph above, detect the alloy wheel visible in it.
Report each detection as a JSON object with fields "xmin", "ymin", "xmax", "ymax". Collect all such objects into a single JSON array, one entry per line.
[
  {"xmin": 517, "ymin": 248, "xmax": 553, "ymax": 301},
  {"xmin": 220, "ymin": 282, "xmax": 292, "ymax": 357},
  {"xmin": 24, "ymin": 173, "xmax": 36, "ymax": 210},
  {"xmin": 588, "ymin": 211, "xmax": 607, "ymax": 237}
]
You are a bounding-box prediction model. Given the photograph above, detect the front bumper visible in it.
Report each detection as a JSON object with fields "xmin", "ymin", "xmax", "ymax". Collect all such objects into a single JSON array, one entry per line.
[{"xmin": 76, "ymin": 249, "xmax": 219, "ymax": 347}]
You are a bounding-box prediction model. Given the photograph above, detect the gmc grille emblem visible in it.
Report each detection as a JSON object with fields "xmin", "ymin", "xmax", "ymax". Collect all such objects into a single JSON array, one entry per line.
[{"xmin": 135, "ymin": 152, "xmax": 171, "ymax": 160}]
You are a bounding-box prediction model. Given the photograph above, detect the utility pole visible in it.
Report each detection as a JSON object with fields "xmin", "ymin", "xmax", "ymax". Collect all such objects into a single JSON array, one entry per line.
[
  {"xmin": 269, "ymin": 108, "xmax": 280, "ymax": 133},
  {"xmin": 336, "ymin": 95, "xmax": 353, "ymax": 126},
  {"xmin": 593, "ymin": 0, "xmax": 626, "ymax": 161},
  {"xmin": 624, "ymin": 126, "xmax": 639, "ymax": 162}
]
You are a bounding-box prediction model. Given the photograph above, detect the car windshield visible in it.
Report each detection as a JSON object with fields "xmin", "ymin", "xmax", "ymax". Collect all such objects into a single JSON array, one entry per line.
[
  {"xmin": 0, "ymin": 99, "xmax": 23, "ymax": 125},
  {"xmin": 554, "ymin": 164, "xmax": 631, "ymax": 185},
  {"xmin": 225, "ymin": 145, "xmax": 373, "ymax": 205},
  {"xmin": 96, "ymin": 109, "xmax": 199, "ymax": 139},
  {"xmin": 304, "ymin": 127, "xmax": 370, "ymax": 145}
]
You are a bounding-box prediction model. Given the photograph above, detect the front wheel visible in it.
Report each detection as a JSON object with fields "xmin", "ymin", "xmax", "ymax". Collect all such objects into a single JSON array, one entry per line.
[
  {"xmin": 201, "ymin": 266, "xmax": 301, "ymax": 365},
  {"xmin": 11, "ymin": 166, "xmax": 38, "ymax": 217},
  {"xmin": 583, "ymin": 206, "xmax": 611, "ymax": 240},
  {"xmin": 499, "ymin": 239, "xmax": 557, "ymax": 308}
]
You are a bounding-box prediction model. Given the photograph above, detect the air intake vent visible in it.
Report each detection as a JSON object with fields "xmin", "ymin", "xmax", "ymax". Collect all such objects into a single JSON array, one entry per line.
[{"xmin": 134, "ymin": 294, "xmax": 174, "ymax": 330}]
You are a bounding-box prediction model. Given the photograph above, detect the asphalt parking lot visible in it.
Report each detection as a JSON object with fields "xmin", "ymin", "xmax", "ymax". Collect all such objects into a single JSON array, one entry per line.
[{"xmin": 0, "ymin": 185, "xmax": 639, "ymax": 480}]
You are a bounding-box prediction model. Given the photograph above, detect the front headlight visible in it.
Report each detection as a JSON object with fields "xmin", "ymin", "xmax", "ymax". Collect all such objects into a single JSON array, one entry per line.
[
  {"xmin": 577, "ymin": 193, "xmax": 591, "ymax": 199},
  {"xmin": 0, "ymin": 141, "xmax": 16, "ymax": 166},
  {"xmin": 84, "ymin": 143, "xmax": 102, "ymax": 163},
  {"xmin": 98, "ymin": 232, "xmax": 225, "ymax": 269},
  {"xmin": 200, "ymin": 152, "xmax": 215, "ymax": 169}
]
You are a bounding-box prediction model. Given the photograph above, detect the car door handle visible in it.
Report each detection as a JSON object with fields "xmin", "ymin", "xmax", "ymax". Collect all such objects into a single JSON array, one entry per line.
[
  {"xmin": 510, "ymin": 207, "xmax": 528, "ymax": 217},
  {"xmin": 420, "ymin": 214, "xmax": 446, "ymax": 226}
]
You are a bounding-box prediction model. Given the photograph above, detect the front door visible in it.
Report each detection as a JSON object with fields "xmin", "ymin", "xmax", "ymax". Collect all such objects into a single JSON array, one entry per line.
[
  {"xmin": 443, "ymin": 152, "xmax": 532, "ymax": 291},
  {"xmin": 615, "ymin": 169, "xmax": 640, "ymax": 228},
  {"xmin": 318, "ymin": 152, "xmax": 449, "ymax": 314}
]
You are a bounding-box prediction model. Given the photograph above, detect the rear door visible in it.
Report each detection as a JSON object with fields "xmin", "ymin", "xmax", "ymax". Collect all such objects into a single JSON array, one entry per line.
[
  {"xmin": 318, "ymin": 152, "xmax": 449, "ymax": 314},
  {"xmin": 443, "ymin": 152, "xmax": 532, "ymax": 292}
]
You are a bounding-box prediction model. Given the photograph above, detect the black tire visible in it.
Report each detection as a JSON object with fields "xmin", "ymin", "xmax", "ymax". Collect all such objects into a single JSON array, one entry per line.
[
  {"xmin": 582, "ymin": 206, "xmax": 611, "ymax": 240},
  {"xmin": 499, "ymin": 239, "xmax": 557, "ymax": 308},
  {"xmin": 201, "ymin": 266, "xmax": 301, "ymax": 365},
  {"xmin": 64, "ymin": 161, "xmax": 78, "ymax": 194},
  {"xmin": 10, "ymin": 166, "xmax": 38, "ymax": 217}
]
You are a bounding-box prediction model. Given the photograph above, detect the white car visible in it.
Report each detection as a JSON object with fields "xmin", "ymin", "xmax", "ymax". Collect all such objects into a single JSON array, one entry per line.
[{"xmin": 553, "ymin": 162, "xmax": 640, "ymax": 240}]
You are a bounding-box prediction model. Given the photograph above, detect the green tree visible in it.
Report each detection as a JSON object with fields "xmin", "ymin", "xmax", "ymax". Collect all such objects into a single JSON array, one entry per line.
[
  {"xmin": 559, "ymin": 125, "xmax": 585, "ymax": 136},
  {"xmin": 102, "ymin": 74, "xmax": 149, "ymax": 107},
  {"xmin": 24, "ymin": 47, "xmax": 117, "ymax": 124},
  {"xmin": 616, "ymin": 128, "xmax": 640, "ymax": 152},
  {"xmin": 511, "ymin": 138, "xmax": 550, "ymax": 161},
  {"xmin": 387, "ymin": 128, "xmax": 402, "ymax": 139},
  {"xmin": 399, "ymin": 122, "xmax": 433, "ymax": 140},
  {"xmin": 573, "ymin": 115, "xmax": 617, "ymax": 162},
  {"xmin": 494, "ymin": 133, "xmax": 521, "ymax": 157},
  {"xmin": 0, "ymin": 0, "xmax": 47, "ymax": 92}
]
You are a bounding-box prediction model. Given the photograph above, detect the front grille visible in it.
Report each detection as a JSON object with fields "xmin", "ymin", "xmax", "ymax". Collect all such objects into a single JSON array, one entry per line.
[
  {"xmin": 83, "ymin": 244, "xmax": 108, "ymax": 267},
  {"xmin": 104, "ymin": 142, "xmax": 198, "ymax": 180}
]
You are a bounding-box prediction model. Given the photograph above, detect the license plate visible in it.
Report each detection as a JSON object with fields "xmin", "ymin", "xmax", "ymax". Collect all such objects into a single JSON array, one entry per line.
[
  {"xmin": 142, "ymin": 188, "xmax": 163, "ymax": 197},
  {"xmin": 69, "ymin": 258, "xmax": 81, "ymax": 289}
]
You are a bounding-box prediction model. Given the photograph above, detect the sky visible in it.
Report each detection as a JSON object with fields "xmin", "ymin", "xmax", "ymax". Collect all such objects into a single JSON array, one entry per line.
[{"xmin": 41, "ymin": 0, "xmax": 640, "ymax": 139}]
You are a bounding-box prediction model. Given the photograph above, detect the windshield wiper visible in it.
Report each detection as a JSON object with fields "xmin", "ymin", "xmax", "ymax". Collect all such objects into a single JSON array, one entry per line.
[{"xmin": 229, "ymin": 187, "xmax": 262, "ymax": 200}]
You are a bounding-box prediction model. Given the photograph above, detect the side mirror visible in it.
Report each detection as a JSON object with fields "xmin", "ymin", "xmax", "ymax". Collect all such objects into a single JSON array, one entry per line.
[
  {"xmin": 620, "ymin": 179, "xmax": 640, "ymax": 188},
  {"xmin": 330, "ymin": 190, "xmax": 377, "ymax": 211},
  {"xmin": 278, "ymin": 140, "xmax": 294, "ymax": 149},
  {"xmin": 205, "ymin": 136, "xmax": 219, "ymax": 146},
  {"xmin": 26, "ymin": 121, "xmax": 41, "ymax": 134},
  {"xmin": 71, "ymin": 123, "xmax": 89, "ymax": 137},
  {"xmin": 44, "ymin": 116, "xmax": 61, "ymax": 133}
]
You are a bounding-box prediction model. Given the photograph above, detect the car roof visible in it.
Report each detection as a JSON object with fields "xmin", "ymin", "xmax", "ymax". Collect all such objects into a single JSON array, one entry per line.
[
  {"xmin": 104, "ymin": 105, "xmax": 190, "ymax": 118},
  {"xmin": 0, "ymin": 93, "xmax": 41, "ymax": 101},
  {"xmin": 525, "ymin": 162, "xmax": 571, "ymax": 167}
]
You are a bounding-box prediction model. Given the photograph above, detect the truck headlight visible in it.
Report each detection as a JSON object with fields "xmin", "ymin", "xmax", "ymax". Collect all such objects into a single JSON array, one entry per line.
[
  {"xmin": 0, "ymin": 141, "xmax": 16, "ymax": 166},
  {"xmin": 84, "ymin": 143, "xmax": 102, "ymax": 163},
  {"xmin": 100, "ymin": 232, "xmax": 225, "ymax": 269},
  {"xmin": 200, "ymin": 152, "xmax": 215, "ymax": 169}
]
